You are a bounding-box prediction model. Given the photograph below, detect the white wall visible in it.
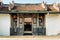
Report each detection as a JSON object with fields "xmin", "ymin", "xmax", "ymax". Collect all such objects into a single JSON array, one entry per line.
[
  {"xmin": 46, "ymin": 14, "xmax": 60, "ymax": 36},
  {"xmin": 0, "ymin": 14, "xmax": 10, "ymax": 36}
]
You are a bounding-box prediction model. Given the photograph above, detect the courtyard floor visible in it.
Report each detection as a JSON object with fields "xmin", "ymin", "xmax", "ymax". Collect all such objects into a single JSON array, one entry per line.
[{"xmin": 0, "ymin": 36, "xmax": 60, "ymax": 40}]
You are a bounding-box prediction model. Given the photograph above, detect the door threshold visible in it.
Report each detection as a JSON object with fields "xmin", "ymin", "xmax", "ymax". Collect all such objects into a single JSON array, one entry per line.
[{"xmin": 24, "ymin": 31, "xmax": 32, "ymax": 33}]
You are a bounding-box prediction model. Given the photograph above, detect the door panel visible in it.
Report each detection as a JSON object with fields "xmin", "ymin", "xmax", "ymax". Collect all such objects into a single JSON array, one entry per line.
[
  {"xmin": 10, "ymin": 14, "xmax": 17, "ymax": 35},
  {"xmin": 37, "ymin": 14, "xmax": 46, "ymax": 35},
  {"xmin": 17, "ymin": 14, "xmax": 24, "ymax": 35},
  {"xmin": 18, "ymin": 17, "xmax": 24, "ymax": 35},
  {"xmin": 32, "ymin": 16, "xmax": 37, "ymax": 35}
]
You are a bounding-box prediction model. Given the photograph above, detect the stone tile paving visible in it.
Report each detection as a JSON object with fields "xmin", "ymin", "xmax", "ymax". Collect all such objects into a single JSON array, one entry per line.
[{"xmin": 0, "ymin": 36, "xmax": 60, "ymax": 40}]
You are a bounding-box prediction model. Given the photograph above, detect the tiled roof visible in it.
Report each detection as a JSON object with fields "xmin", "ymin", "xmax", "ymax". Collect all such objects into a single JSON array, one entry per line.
[
  {"xmin": 15, "ymin": 4, "xmax": 46, "ymax": 11},
  {"xmin": 0, "ymin": 3, "xmax": 60, "ymax": 12},
  {"xmin": 0, "ymin": 6, "xmax": 8, "ymax": 11}
]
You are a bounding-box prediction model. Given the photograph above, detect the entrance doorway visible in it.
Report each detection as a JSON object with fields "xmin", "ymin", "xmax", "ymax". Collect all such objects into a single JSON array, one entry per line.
[
  {"xmin": 24, "ymin": 23, "xmax": 32, "ymax": 31},
  {"xmin": 24, "ymin": 18, "xmax": 32, "ymax": 35}
]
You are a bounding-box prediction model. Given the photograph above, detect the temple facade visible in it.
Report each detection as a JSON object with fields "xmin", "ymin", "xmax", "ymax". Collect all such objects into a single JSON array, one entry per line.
[{"xmin": 0, "ymin": 0, "xmax": 60, "ymax": 36}]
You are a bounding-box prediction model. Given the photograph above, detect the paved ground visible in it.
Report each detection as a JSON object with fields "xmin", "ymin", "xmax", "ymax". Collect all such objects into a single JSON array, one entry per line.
[{"xmin": 0, "ymin": 36, "xmax": 60, "ymax": 40}]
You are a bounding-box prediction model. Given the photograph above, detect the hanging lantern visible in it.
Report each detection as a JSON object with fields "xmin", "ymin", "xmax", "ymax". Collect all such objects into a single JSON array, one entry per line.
[
  {"xmin": 39, "ymin": 16, "xmax": 42, "ymax": 18},
  {"xmin": 13, "ymin": 15, "xmax": 16, "ymax": 19}
]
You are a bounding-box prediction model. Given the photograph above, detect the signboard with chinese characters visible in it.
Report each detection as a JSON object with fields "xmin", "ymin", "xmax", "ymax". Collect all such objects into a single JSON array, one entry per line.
[{"xmin": 24, "ymin": 18, "xmax": 32, "ymax": 22}]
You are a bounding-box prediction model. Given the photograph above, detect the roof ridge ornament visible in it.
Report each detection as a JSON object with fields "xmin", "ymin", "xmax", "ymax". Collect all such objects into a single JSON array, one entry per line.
[
  {"xmin": 53, "ymin": 3, "xmax": 58, "ymax": 7},
  {"xmin": 52, "ymin": 3, "xmax": 59, "ymax": 11},
  {"xmin": 8, "ymin": 2, "xmax": 11, "ymax": 10},
  {"xmin": 0, "ymin": 0, "xmax": 3, "ymax": 6},
  {"xmin": 40, "ymin": 2, "xmax": 47, "ymax": 10},
  {"xmin": 0, "ymin": 0, "xmax": 2, "ymax": 2},
  {"xmin": 12, "ymin": 0, "xmax": 14, "ymax": 6},
  {"xmin": 8, "ymin": 0, "xmax": 15, "ymax": 11}
]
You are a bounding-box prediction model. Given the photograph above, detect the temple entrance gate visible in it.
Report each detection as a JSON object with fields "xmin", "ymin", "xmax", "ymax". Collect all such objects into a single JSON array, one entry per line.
[{"xmin": 10, "ymin": 13, "xmax": 46, "ymax": 35}]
